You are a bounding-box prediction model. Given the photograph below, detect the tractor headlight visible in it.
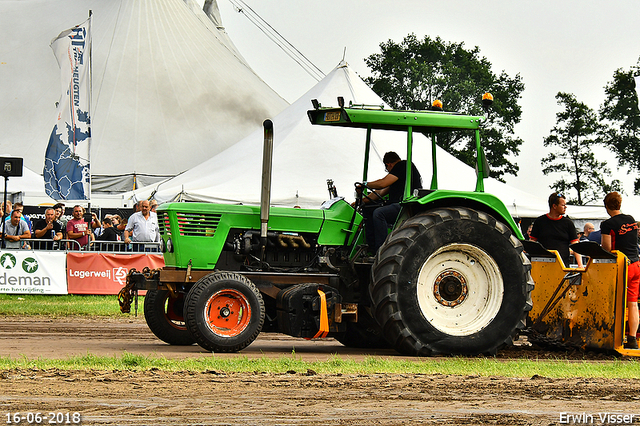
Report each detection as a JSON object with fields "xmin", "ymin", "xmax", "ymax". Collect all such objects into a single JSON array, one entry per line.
[{"xmin": 165, "ymin": 237, "xmax": 173, "ymax": 253}]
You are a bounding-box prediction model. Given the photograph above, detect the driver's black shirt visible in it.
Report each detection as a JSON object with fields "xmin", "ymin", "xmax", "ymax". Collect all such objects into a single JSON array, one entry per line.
[{"xmin": 388, "ymin": 160, "xmax": 422, "ymax": 203}]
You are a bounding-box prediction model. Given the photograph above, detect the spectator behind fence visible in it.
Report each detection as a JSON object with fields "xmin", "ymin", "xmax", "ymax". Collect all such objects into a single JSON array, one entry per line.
[
  {"xmin": 93, "ymin": 214, "xmax": 111, "ymax": 238},
  {"xmin": 53, "ymin": 203, "xmax": 67, "ymax": 238},
  {"xmin": 97, "ymin": 217, "xmax": 119, "ymax": 242},
  {"xmin": 124, "ymin": 200, "xmax": 159, "ymax": 251},
  {"xmin": 33, "ymin": 208, "xmax": 63, "ymax": 250},
  {"xmin": 89, "ymin": 211, "xmax": 101, "ymax": 233},
  {"xmin": 0, "ymin": 209, "xmax": 31, "ymax": 249},
  {"xmin": 93, "ymin": 216, "xmax": 124, "ymax": 252},
  {"xmin": 1, "ymin": 201, "xmax": 12, "ymax": 219},
  {"xmin": 12, "ymin": 202, "xmax": 33, "ymax": 232},
  {"xmin": 111, "ymin": 215, "xmax": 126, "ymax": 240},
  {"xmin": 66, "ymin": 205, "xmax": 91, "ymax": 250},
  {"xmin": 580, "ymin": 222, "xmax": 595, "ymax": 242}
]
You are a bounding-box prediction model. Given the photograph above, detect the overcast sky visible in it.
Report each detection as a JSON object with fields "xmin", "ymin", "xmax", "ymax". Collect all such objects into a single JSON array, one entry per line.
[{"xmin": 214, "ymin": 0, "xmax": 640, "ymax": 206}]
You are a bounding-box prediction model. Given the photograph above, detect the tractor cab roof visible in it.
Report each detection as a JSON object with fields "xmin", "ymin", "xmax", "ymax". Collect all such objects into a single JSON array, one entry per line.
[{"xmin": 307, "ymin": 102, "xmax": 485, "ymax": 133}]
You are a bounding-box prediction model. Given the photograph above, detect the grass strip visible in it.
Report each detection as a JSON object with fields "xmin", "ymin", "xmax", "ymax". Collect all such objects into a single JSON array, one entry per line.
[
  {"xmin": 0, "ymin": 294, "xmax": 139, "ymax": 317},
  {"xmin": 1, "ymin": 352, "xmax": 639, "ymax": 379},
  {"xmin": 2, "ymin": 295, "xmax": 640, "ymax": 379}
]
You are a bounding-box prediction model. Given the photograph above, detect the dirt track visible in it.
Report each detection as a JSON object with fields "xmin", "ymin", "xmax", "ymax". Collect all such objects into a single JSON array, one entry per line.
[{"xmin": 2, "ymin": 316, "xmax": 640, "ymax": 425}]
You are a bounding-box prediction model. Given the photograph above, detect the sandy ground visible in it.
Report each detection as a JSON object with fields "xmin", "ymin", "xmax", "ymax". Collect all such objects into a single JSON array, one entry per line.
[{"xmin": 1, "ymin": 316, "xmax": 640, "ymax": 425}]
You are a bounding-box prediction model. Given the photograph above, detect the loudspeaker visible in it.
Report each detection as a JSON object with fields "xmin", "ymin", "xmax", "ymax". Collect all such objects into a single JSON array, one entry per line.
[{"xmin": 0, "ymin": 157, "xmax": 23, "ymax": 177}]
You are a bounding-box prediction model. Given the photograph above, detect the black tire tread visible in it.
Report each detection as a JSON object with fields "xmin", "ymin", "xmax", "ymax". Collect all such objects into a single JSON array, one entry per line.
[
  {"xmin": 370, "ymin": 207, "xmax": 533, "ymax": 356},
  {"xmin": 144, "ymin": 289, "xmax": 195, "ymax": 346},
  {"xmin": 185, "ymin": 272, "xmax": 265, "ymax": 353}
]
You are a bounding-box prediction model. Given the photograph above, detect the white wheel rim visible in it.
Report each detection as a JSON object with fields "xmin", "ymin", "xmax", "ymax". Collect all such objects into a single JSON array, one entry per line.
[{"xmin": 416, "ymin": 243, "xmax": 504, "ymax": 336}]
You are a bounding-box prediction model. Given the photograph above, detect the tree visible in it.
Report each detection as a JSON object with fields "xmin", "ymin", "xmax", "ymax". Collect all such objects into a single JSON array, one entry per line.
[
  {"xmin": 600, "ymin": 58, "xmax": 640, "ymax": 194},
  {"xmin": 541, "ymin": 92, "xmax": 622, "ymax": 205},
  {"xmin": 364, "ymin": 34, "xmax": 524, "ymax": 181}
]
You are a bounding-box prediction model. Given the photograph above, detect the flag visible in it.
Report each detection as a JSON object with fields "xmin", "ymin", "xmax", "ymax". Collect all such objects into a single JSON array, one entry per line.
[{"xmin": 44, "ymin": 17, "xmax": 91, "ymax": 201}]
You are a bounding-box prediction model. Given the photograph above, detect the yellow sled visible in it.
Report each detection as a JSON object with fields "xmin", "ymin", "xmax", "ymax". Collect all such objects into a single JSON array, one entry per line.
[{"xmin": 524, "ymin": 240, "xmax": 639, "ymax": 356}]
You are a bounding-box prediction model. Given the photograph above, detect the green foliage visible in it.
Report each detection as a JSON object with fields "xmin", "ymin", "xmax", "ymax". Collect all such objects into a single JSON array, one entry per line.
[
  {"xmin": 541, "ymin": 92, "xmax": 622, "ymax": 205},
  {"xmin": 364, "ymin": 34, "xmax": 524, "ymax": 181},
  {"xmin": 0, "ymin": 352, "xmax": 639, "ymax": 379},
  {"xmin": 600, "ymin": 58, "xmax": 640, "ymax": 194}
]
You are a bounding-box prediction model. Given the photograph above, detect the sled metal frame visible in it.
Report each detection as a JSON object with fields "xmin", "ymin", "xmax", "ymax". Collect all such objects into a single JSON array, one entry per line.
[{"xmin": 525, "ymin": 240, "xmax": 638, "ymax": 356}]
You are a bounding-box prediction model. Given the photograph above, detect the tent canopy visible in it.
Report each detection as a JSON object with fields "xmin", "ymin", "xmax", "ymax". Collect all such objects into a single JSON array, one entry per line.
[
  {"xmin": 0, "ymin": 0, "xmax": 287, "ymax": 193},
  {"xmin": 0, "ymin": 162, "xmax": 49, "ymax": 206}
]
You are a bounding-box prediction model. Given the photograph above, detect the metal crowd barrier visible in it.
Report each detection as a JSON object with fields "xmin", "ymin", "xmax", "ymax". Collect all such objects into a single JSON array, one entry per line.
[
  {"xmin": 87, "ymin": 241, "xmax": 162, "ymax": 253},
  {"xmin": 11, "ymin": 239, "xmax": 161, "ymax": 253},
  {"xmin": 18, "ymin": 238, "xmax": 82, "ymax": 251}
]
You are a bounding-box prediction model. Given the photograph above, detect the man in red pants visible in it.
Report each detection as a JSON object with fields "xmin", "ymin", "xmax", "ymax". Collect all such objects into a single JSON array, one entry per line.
[{"xmin": 601, "ymin": 192, "xmax": 639, "ymax": 349}]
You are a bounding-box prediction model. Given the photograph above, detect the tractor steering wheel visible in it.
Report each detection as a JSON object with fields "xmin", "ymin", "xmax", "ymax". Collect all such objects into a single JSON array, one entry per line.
[{"xmin": 354, "ymin": 182, "xmax": 385, "ymax": 210}]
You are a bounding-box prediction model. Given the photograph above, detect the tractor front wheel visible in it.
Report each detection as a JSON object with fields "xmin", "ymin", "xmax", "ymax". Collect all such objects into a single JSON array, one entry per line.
[
  {"xmin": 370, "ymin": 207, "xmax": 533, "ymax": 356},
  {"xmin": 144, "ymin": 289, "xmax": 195, "ymax": 345},
  {"xmin": 185, "ymin": 272, "xmax": 265, "ymax": 352}
]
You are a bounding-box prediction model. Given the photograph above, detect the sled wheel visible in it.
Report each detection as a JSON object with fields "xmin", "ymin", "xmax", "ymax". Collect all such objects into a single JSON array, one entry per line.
[
  {"xmin": 185, "ymin": 272, "xmax": 265, "ymax": 352},
  {"xmin": 144, "ymin": 289, "xmax": 195, "ymax": 345},
  {"xmin": 370, "ymin": 207, "xmax": 534, "ymax": 356}
]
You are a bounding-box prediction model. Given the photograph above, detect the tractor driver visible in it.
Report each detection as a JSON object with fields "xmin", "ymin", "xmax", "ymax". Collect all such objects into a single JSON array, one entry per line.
[{"xmin": 357, "ymin": 151, "xmax": 422, "ymax": 254}]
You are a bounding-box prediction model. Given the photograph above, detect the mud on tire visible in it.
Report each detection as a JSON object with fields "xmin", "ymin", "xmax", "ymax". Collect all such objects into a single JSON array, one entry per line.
[
  {"xmin": 144, "ymin": 289, "xmax": 195, "ymax": 346},
  {"xmin": 185, "ymin": 272, "xmax": 265, "ymax": 352},
  {"xmin": 370, "ymin": 207, "xmax": 534, "ymax": 356}
]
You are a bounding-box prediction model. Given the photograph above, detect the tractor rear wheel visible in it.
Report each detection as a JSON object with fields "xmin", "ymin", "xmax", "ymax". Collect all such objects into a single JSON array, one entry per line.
[
  {"xmin": 144, "ymin": 289, "xmax": 195, "ymax": 345},
  {"xmin": 185, "ymin": 272, "xmax": 265, "ymax": 352},
  {"xmin": 370, "ymin": 207, "xmax": 533, "ymax": 356}
]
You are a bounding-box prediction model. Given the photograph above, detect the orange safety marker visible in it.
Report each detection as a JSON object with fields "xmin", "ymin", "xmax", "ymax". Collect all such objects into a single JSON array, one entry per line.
[{"xmin": 307, "ymin": 288, "xmax": 329, "ymax": 339}]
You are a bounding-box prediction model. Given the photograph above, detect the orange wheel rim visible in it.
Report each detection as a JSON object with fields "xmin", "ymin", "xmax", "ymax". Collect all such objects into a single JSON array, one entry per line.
[{"xmin": 205, "ymin": 289, "xmax": 251, "ymax": 337}]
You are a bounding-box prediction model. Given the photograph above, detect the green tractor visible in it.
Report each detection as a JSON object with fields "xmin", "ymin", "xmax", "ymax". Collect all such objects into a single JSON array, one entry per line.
[{"xmin": 123, "ymin": 96, "xmax": 534, "ymax": 356}]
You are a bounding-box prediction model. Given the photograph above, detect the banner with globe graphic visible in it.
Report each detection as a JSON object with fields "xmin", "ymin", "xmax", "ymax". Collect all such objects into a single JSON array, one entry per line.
[
  {"xmin": 0, "ymin": 251, "xmax": 67, "ymax": 294},
  {"xmin": 44, "ymin": 17, "xmax": 91, "ymax": 201}
]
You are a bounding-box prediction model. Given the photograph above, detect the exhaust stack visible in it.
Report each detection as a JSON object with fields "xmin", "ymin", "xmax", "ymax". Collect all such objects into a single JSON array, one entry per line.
[{"xmin": 260, "ymin": 119, "xmax": 274, "ymax": 256}]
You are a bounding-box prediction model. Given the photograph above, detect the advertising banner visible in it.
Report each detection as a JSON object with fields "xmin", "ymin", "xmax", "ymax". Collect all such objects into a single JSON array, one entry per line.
[
  {"xmin": 0, "ymin": 251, "xmax": 67, "ymax": 294},
  {"xmin": 67, "ymin": 252, "xmax": 164, "ymax": 295}
]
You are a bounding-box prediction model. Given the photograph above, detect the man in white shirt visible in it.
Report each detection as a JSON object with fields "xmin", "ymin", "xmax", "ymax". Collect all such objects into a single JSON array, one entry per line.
[{"xmin": 124, "ymin": 200, "xmax": 160, "ymax": 251}]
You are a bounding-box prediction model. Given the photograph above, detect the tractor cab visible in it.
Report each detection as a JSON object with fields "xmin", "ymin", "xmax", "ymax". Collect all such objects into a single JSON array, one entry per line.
[{"xmin": 307, "ymin": 96, "xmax": 523, "ymax": 251}]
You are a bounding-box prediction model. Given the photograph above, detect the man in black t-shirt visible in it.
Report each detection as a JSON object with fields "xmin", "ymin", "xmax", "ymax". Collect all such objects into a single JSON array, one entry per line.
[
  {"xmin": 94, "ymin": 217, "xmax": 123, "ymax": 252},
  {"xmin": 601, "ymin": 192, "xmax": 639, "ymax": 349},
  {"xmin": 33, "ymin": 208, "xmax": 63, "ymax": 250},
  {"xmin": 97, "ymin": 217, "xmax": 119, "ymax": 242},
  {"xmin": 530, "ymin": 192, "xmax": 583, "ymax": 268},
  {"xmin": 358, "ymin": 151, "xmax": 422, "ymax": 253}
]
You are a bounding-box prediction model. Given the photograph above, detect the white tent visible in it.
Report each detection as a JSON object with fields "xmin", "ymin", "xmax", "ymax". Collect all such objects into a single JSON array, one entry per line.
[
  {"xmin": 0, "ymin": 165, "xmax": 48, "ymax": 206},
  {"xmin": 0, "ymin": 0, "xmax": 287, "ymax": 194},
  {"xmin": 127, "ymin": 61, "xmax": 605, "ymax": 221}
]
